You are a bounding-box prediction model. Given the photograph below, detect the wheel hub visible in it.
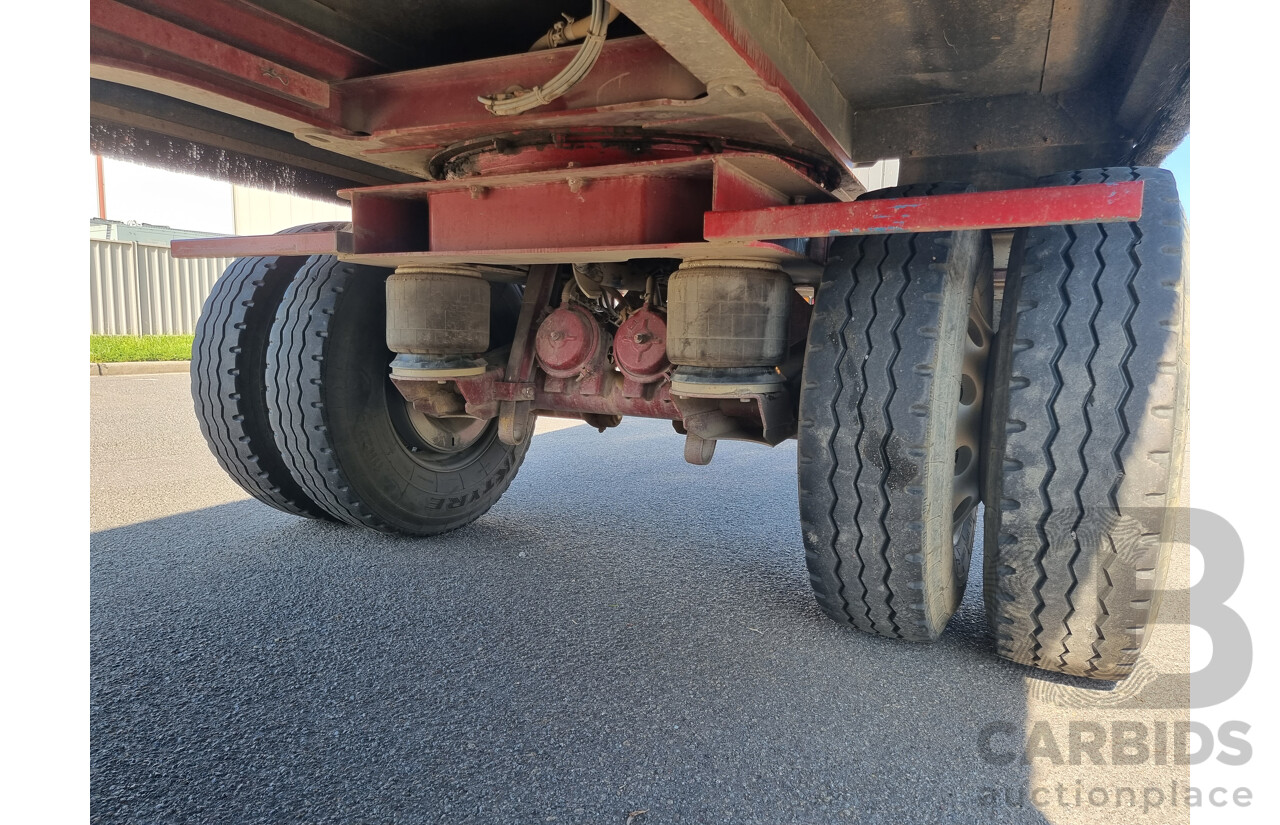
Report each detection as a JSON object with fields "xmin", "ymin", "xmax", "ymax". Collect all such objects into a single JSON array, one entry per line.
[{"xmin": 403, "ymin": 402, "xmax": 490, "ymax": 454}]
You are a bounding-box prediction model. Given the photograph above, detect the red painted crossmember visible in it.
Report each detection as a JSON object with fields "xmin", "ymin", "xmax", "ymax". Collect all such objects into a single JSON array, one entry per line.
[
  {"xmin": 703, "ymin": 181, "xmax": 1145, "ymax": 241},
  {"xmin": 171, "ymin": 230, "xmax": 350, "ymax": 259},
  {"xmin": 92, "ymin": 0, "xmax": 331, "ymax": 108}
]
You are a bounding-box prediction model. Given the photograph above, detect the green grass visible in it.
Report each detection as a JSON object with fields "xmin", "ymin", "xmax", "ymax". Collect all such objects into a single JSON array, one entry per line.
[{"xmin": 90, "ymin": 334, "xmax": 195, "ymax": 363}]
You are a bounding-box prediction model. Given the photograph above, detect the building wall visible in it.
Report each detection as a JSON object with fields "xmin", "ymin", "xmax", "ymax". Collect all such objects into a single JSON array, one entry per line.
[
  {"xmin": 90, "ymin": 240, "xmax": 233, "ymax": 335},
  {"xmin": 90, "ymin": 218, "xmax": 224, "ymax": 243},
  {"xmin": 90, "ymin": 160, "xmax": 352, "ymax": 335},
  {"xmin": 231, "ymin": 186, "xmax": 351, "ymax": 235}
]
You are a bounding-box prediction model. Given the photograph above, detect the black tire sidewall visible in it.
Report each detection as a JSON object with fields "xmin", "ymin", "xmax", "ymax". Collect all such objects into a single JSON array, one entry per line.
[{"xmin": 321, "ymin": 267, "xmax": 526, "ymax": 534}]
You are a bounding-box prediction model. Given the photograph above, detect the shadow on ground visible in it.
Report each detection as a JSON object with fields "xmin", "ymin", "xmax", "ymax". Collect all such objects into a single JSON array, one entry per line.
[{"xmin": 92, "ymin": 419, "xmax": 1046, "ymax": 824}]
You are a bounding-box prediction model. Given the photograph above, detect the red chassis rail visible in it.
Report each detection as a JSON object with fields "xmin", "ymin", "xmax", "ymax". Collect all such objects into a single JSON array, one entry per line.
[
  {"xmin": 174, "ymin": 230, "xmax": 353, "ymax": 259},
  {"xmin": 169, "ymin": 174, "xmax": 1144, "ymax": 449},
  {"xmin": 703, "ymin": 181, "xmax": 1144, "ymax": 241},
  {"xmin": 172, "ymin": 180, "xmax": 1144, "ymax": 262}
]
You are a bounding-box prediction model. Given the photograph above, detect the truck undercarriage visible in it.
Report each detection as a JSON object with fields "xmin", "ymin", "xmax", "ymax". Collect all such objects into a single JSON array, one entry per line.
[{"xmin": 91, "ymin": 0, "xmax": 1190, "ymax": 680}]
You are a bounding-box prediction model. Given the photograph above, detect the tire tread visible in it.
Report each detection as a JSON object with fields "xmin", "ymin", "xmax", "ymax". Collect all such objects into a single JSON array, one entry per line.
[
  {"xmin": 983, "ymin": 167, "xmax": 1187, "ymax": 679},
  {"xmin": 190, "ymin": 254, "xmax": 329, "ymax": 519},
  {"xmin": 800, "ymin": 181, "xmax": 987, "ymax": 641}
]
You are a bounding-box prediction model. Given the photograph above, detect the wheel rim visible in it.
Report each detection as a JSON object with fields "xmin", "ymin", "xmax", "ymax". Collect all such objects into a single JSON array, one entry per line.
[
  {"xmin": 952, "ymin": 277, "xmax": 992, "ymax": 571},
  {"xmin": 386, "ymin": 382, "xmax": 497, "ymax": 471},
  {"xmin": 403, "ymin": 400, "xmax": 490, "ymax": 453}
]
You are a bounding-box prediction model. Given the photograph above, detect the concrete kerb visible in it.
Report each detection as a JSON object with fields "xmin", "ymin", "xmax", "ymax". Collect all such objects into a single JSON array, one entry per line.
[{"xmin": 91, "ymin": 361, "xmax": 192, "ymax": 376}]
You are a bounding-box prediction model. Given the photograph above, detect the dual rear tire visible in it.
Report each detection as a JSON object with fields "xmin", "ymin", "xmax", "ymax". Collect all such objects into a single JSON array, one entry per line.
[
  {"xmin": 798, "ymin": 169, "xmax": 1188, "ymax": 678},
  {"xmin": 194, "ymin": 168, "xmax": 1188, "ymax": 680},
  {"xmin": 266, "ymin": 256, "xmax": 527, "ymax": 535},
  {"xmin": 191, "ymin": 225, "xmax": 526, "ymax": 536}
]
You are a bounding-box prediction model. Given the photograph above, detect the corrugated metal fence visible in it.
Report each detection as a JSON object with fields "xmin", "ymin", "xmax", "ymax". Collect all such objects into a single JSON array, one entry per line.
[{"xmin": 90, "ymin": 240, "xmax": 232, "ymax": 335}]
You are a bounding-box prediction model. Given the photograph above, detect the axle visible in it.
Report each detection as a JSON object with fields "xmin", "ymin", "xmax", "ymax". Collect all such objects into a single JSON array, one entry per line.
[{"xmin": 386, "ymin": 258, "xmax": 805, "ymax": 463}]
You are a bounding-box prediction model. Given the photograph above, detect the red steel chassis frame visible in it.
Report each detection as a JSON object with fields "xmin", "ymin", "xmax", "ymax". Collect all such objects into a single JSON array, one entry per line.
[
  {"xmin": 172, "ymin": 179, "xmax": 1144, "ymax": 262},
  {"xmin": 98, "ymin": 0, "xmax": 1144, "ymax": 267},
  {"xmin": 104, "ymin": 0, "xmax": 1144, "ymax": 444},
  {"xmin": 171, "ymin": 174, "xmax": 1143, "ymax": 450}
]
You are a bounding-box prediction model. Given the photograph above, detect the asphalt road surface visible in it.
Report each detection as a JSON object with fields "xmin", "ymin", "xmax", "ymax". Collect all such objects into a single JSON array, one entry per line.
[{"xmin": 91, "ymin": 373, "xmax": 1190, "ymax": 824}]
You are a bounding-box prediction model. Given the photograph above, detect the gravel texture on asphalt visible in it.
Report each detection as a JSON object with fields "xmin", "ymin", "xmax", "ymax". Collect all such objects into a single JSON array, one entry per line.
[{"xmin": 91, "ymin": 374, "xmax": 1189, "ymax": 825}]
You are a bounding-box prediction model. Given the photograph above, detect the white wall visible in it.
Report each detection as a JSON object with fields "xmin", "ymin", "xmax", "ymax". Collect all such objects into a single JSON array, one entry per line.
[
  {"xmin": 96, "ymin": 156, "xmax": 236, "ymax": 234},
  {"xmin": 231, "ymin": 186, "xmax": 351, "ymax": 235},
  {"xmin": 93, "ymin": 156, "xmax": 351, "ymax": 236}
]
